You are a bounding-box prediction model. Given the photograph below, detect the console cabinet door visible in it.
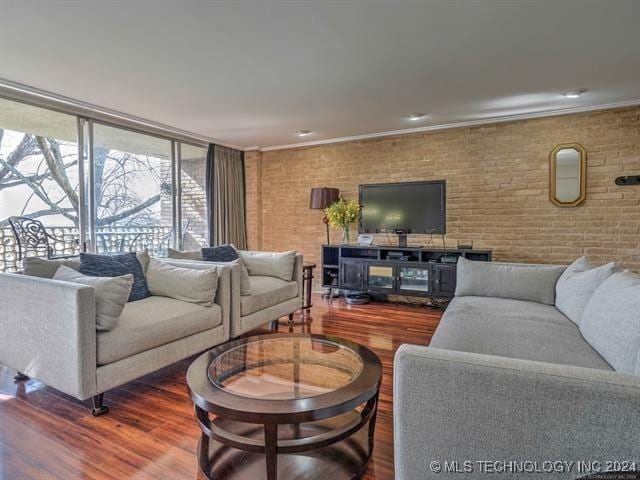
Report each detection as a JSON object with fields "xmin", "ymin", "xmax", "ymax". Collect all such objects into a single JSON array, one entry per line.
[
  {"xmin": 364, "ymin": 263, "xmax": 395, "ymax": 292},
  {"xmin": 397, "ymin": 265, "xmax": 431, "ymax": 295},
  {"xmin": 432, "ymin": 264, "xmax": 457, "ymax": 298},
  {"xmin": 340, "ymin": 259, "xmax": 363, "ymax": 290}
]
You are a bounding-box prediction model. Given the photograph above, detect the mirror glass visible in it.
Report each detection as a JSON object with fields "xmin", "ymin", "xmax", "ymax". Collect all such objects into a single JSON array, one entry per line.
[
  {"xmin": 550, "ymin": 144, "xmax": 585, "ymax": 206},
  {"xmin": 555, "ymin": 148, "xmax": 581, "ymax": 202}
]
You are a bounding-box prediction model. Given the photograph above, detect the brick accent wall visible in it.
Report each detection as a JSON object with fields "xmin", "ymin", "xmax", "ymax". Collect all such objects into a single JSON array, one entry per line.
[
  {"xmin": 246, "ymin": 106, "xmax": 640, "ymax": 290},
  {"xmin": 180, "ymin": 157, "xmax": 208, "ymax": 250},
  {"xmin": 245, "ymin": 150, "xmax": 263, "ymax": 250}
]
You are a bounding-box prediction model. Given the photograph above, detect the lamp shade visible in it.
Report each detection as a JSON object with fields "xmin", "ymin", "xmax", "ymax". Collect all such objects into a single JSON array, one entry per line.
[{"xmin": 309, "ymin": 187, "xmax": 340, "ymax": 209}]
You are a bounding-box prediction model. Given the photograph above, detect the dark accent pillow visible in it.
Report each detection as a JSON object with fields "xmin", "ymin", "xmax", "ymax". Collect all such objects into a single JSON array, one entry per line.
[
  {"xmin": 201, "ymin": 244, "xmax": 239, "ymax": 262},
  {"xmin": 79, "ymin": 252, "xmax": 150, "ymax": 302}
]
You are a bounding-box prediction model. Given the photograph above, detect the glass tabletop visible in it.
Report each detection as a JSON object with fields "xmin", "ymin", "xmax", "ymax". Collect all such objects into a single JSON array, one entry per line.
[{"xmin": 208, "ymin": 337, "xmax": 364, "ymax": 400}]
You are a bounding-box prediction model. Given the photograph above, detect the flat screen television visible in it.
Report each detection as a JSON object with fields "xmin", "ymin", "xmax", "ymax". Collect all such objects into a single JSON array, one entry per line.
[{"xmin": 359, "ymin": 180, "xmax": 446, "ymax": 245}]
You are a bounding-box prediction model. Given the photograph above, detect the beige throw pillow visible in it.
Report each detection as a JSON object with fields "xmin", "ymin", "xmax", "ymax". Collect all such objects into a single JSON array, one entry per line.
[
  {"xmin": 146, "ymin": 258, "xmax": 218, "ymax": 306},
  {"xmin": 231, "ymin": 259, "xmax": 252, "ymax": 296},
  {"xmin": 53, "ymin": 265, "xmax": 133, "ymax": 331},
  {"xmin": 23, "ymin": 256, "xmax": 81, "ymax": 278},
  {"xmin": 167, "ymin": 248, "xmax": 203, "ymax": 261},
  {"xmin": 238, "ymin": 250, "xmax": 297, "ymax": 282}
]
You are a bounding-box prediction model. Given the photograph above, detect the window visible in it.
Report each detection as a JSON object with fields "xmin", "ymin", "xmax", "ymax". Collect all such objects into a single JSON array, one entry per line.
[
  {"xmin": 180, "ymin": 143, "xmax": 208, "ymax": 249},
  {"xmin": 92, "ymin": 124, "xmax": 173, "ymax": 256},
  {"xmin": 0, "ymin": 95, "xmax": 210, "ymax": 272},
  {"xmin": 0, "ymin": 98, "xmax": 79, "ymax": 271}
]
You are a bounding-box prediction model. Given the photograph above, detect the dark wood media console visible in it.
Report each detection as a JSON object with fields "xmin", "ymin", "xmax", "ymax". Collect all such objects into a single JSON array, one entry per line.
[{"xmin": 321, "ymin": 244, "xmax": 492, "ymax": 299}]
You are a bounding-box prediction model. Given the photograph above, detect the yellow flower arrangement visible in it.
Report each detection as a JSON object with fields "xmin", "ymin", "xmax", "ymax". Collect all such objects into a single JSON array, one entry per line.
[{"xmin": 323, "ymin": 197, "xmax": 361, "ymax": 244}]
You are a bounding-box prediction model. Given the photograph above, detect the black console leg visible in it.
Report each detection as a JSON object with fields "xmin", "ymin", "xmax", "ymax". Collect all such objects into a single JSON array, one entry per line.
[
  {"xmin": 287, "ymin": 313, "xmax": 295, "ymax": 325},
  {"xmin": 90, "ymin": 393, "xmax": 109, "ymax": 416},
  {"xmin": 14, "ymin": 372, "xmax": 29, "ymax": 381}
]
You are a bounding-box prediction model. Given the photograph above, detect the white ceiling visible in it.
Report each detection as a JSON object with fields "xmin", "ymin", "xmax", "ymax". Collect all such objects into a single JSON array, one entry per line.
[{"xmin": 1, "ymin": 0, "xmax": 639, "ymax": 150}]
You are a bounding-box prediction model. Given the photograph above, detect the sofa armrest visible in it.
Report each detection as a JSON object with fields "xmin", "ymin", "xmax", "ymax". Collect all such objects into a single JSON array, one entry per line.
[
  {"xmin": 394, "ymin": 344, "xmax": 640, "ymax": 480},
  {"xmin": 292, "ymin": 253, "xmax": 303, "ymax": 302},
  {"xmin": 0, "ymin": 273, "xmax": 98, "ymax": 400}
]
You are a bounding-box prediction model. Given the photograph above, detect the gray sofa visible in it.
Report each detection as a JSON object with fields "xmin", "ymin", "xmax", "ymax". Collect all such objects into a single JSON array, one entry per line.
[
  {"xmin": 394, "ymin": 258, "xmax": 640, "ymax": 479},
  {"xmin": 165, "ymin": 251, "xmax": 304, "ymax": 337},
  {"xmin": 0, "ymin": 258, "xmax": 231, "ymax": 415}
]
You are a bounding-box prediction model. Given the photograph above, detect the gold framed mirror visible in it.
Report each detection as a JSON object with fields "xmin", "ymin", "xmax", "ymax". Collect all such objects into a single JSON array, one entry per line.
[{"xmin": 549, "ymin": 143, "xmax": 586, "ymax": 207}]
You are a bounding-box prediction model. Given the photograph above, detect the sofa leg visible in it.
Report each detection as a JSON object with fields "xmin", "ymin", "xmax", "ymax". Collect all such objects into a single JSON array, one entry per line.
[
  {"xmin": 269, "ymin": 320, "xmax": 279, "ymax": 332},
  {"xmin": 14, "ymin": 372, "xmax": 29, "ymax": 381},
  {"xmin": 90, "ymin": 393, "xmax": 109, "ymax": 417}
]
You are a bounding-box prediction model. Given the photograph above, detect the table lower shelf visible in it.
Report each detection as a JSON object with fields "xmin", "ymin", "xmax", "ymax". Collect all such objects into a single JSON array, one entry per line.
[{"xmin": 197, "ymin": 411, "xmax": 373, "ymax": 480}]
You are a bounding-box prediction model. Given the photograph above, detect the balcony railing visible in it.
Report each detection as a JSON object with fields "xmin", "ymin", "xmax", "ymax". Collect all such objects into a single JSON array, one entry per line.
[{"xmin": 0, "ymin": 225, "xmax": 173, "ymax": 273}]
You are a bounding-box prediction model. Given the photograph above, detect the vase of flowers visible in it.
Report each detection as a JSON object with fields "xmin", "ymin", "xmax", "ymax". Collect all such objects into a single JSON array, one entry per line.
[{"xmin": 324, "ymin": 197, "xmax": 361, "ymax": 244}]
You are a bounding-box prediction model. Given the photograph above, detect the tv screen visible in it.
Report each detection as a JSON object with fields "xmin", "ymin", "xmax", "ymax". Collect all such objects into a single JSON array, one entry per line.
[{"xmin": 359, "ymin": 181, "xmax": 446, "ymax": 234}]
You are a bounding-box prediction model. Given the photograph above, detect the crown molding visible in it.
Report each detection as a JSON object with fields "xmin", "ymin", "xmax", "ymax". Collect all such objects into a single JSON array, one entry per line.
[
  {"xmin": 4, "ymin": 77, "xmax": 639, "ymax": 153},
  {"xmin": 258, "ymin": 99, "xmax": 640, "ymax": 152},
  {"xmin": 0, "ymin": 77, "xmax": 245, "ymax": 150}
]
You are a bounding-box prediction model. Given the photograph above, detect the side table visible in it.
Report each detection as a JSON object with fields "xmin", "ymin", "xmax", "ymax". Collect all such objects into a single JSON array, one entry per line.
[{"xmin": 302, "ymin": 262, "xmax": 316, "ymax": 313}]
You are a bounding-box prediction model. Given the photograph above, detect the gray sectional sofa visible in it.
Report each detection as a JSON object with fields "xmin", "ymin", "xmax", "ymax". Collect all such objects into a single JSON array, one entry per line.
[
  {"xmin": 0, "ymin": 250, "xmax": 302, "ymax": 415},
  {"xmin": 394, "ymin": 258, "xmax": 640, "ymax": 479}
]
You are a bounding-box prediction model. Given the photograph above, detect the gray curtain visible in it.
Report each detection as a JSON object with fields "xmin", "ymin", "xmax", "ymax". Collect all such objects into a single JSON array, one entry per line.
[{"xmin": 206, "ymin": 144, "xmax": 247, "ymax": 249}]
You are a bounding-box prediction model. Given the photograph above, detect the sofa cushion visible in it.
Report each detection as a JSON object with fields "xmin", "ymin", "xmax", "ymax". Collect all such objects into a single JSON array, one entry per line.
[
  {"xmin": 167, "ymin": 248, "xmax": 202, "ymax": 261},
  {"xmin": 146, "ymin": 258, "xmax": 218, "ymax": 306},
  {"xmin": 54, "ymin": 266, "xmax": 133, "ymax": 331},
  {"xmin": 555, "ymin": 256, "xmax": 618, "ymax": 325},
  {"xmin": 430, "ymin": 296, "xmax": 612, "ymax": 370},
  {"xmin": 455, "ymin": 257, "xmax": 566, "ymax": 305},
  {"xmin": 239, "ymin": 250, "xmax": 297, "ymax": 282},
  {"xmin": 80, "ymin": 252, "xmax": 150, "ymax": 301},
  {"xmin": 240, "ymin": 275, "xmax": 298, "ymax": 317},
  {"xmin": 23, "ymin": 256, "xmax": 80, "ymax": 278},
  {"xmin": 230, "ymin": 259, "xmax": 252, "ymax": 296},
  {"xmin": 97, "ymin": 296, "xmax": 222, "ymax": 365},
  {"xmin": 24, "ymin": 251, "xmax": 150, "ymax": 278},
  {"xmin": 580, "ymin": 271, "xmax": 640, "ymax": 375},
  {"xmin": 199, "ymin": 245, "xmax": 251, "ymax": 295}
]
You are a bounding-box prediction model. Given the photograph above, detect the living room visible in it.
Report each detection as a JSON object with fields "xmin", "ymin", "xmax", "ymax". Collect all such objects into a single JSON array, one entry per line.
[{"xmin": 0, "ymin": 1, "xmax": 639, "ymax": 479}]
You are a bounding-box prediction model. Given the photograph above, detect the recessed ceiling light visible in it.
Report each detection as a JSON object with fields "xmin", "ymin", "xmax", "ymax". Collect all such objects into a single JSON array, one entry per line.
[
  {"xmin": 563, "ymin": 89, "xmax": 586, "ymax": 99},
  {"xmin": 408, "ymin": 113, "xmax": 426, "ymax": 121},
  {"xmin": 296, "ymin": 130, "xmax": 311, "ymax": 136}
]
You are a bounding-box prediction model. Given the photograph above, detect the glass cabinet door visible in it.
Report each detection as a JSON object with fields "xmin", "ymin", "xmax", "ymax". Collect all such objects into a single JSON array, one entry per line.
[
  {"xmin": 398, "ymin": 267, "xmax": 430, "ymax": 293},
  {"xmin": 366, "ymin": 265, "xmax": 394, "ymax": 290}
]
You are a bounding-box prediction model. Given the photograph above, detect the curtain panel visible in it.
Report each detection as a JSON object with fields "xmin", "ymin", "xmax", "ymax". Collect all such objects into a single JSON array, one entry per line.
[{"xmin": 205, "ymin": 144, "xmax": 247, "ymax": 249}]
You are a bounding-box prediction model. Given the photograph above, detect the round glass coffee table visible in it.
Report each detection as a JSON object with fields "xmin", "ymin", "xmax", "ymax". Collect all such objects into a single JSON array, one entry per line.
[{"xmin": 187, "ymin": 333, "xmax": 382, "ymax": 480}]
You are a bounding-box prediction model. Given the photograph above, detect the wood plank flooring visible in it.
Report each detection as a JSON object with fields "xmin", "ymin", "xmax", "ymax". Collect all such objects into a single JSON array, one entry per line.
[{"xmin": 0, "ymin": 295, "xmax": 443, "ymax": 479}]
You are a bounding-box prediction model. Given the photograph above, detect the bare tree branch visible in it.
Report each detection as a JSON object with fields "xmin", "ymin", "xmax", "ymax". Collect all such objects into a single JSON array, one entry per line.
[
  {"xmin": 0, "ymin": 133, "xmax": 36, "ymax": 181},
  {"xmin": 0, "ymin": 207, "xmax": 76, "ymax": 228},
  {"xmin": 0, "ymin": 160, "xmax": 77, "ymax": 191},
  {"xmin": 0, "ymin": 158, "xmax": 76, "ymax": 224},
  {"xmin": 36, "ymin": 136, "xmax": 79, "ymax": 210},
  {"xmin": 96, "ymin": 194, "xmax": 161, "ymax": 226}
]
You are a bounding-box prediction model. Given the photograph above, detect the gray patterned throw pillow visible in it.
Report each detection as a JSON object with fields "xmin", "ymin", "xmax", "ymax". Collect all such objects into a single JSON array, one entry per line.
[
  {"xmin": 79, "ymin": 252, "xmax": 150, "ymax": 302},
  {"xmin": 201, "ymin": 244, "xmax": 239, "ymax": 262}
]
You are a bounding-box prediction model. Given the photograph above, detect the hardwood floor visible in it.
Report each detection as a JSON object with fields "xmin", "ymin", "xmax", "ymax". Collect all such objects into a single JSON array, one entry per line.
[{"xmin": 0, "ymin": 295, "xmax": 443, "ymax": 480}]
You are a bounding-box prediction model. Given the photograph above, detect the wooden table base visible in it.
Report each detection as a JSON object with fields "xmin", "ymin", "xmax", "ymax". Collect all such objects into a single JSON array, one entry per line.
[{"xmin": 197, "ymin": 409, "xmax": 376, "ymax": 480}]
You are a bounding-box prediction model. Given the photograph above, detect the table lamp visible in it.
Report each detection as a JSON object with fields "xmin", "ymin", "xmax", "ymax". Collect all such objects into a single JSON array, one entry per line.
[{"xmin": 309, "ymin": 187, "xmax": 339, "ymax": 244}]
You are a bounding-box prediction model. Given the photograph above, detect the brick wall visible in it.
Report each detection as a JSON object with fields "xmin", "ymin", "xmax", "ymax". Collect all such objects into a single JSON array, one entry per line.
[
  {"xmin": 180, "ymin": 157, "xmax": 208, "ymax": 250},
  {"xmin": 246, "ymin": 106, "xmax": 640, "ymax": 290},
  {"xmin": 245, "ymin": 150, "xmax": 263, "ymax": 250},
  {"xmin": 159, "ymin": 156, "xmax": 208, "ymax": 250}
]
